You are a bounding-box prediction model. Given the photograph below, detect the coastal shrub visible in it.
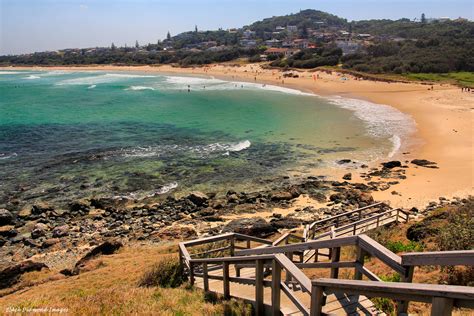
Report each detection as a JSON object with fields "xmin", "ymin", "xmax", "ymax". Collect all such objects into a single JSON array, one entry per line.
[
  {"xmin": 436, "ymin": 200, "xmax": 473, "ymax": 251},
  {"xmin": 371, "ymin": 297, "xmax": 395, "ymax": 315},
  {"xmin": 385, "ymin": 240, "xmax": 424, "ymax": 253},
  {"xmin": 138, "ymin": 255, "xmax": 185, "ymax": 288}
]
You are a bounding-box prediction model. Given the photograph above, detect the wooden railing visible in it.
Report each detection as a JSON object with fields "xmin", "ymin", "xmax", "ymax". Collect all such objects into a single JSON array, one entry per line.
[
  {"xmin": 179, "ymin": 232, "xmax": 474, "ymax": 315},
  {"xmin": 304, "ymin": 202, "xmax": 391, "ymax": 241},
  {"xmin": 310, "ymin": 279, "xmax": 474, "ymax": 316}
]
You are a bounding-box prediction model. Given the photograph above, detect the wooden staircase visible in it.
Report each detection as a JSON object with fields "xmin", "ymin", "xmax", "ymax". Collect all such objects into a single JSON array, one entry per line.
[{"xmin": 179, "ymin": 204, "xmax": 474, "ymax": 315}]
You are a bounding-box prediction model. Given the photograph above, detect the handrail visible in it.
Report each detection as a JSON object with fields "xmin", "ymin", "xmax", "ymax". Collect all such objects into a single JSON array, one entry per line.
[
  {"xmin": 401, "ymin": 250, "xmax": 474, "ymax": 266},
  {"xmin": 235, "ymin": 235, "xmax": 358, "ymax": 256},
  {"xmin": 311, "ymin": 279, "xmax": 474, "ymax": 315},
  {"xmin": 305, "ymin": 202, "xmax": 389, "ymax": 240},
  {"xmin": 311, "ymin": 208, "xmax": 408, "ymax": 241},
  {"xmin": 308, "ymin": 202, "xmax": 387, "ymax": 230}
]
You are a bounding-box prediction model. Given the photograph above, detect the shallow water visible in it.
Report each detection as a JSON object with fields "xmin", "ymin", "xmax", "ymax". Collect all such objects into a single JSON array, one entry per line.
[{"xmin": 0, "ymin": 70, "xmax": 414, "ymax": 207}]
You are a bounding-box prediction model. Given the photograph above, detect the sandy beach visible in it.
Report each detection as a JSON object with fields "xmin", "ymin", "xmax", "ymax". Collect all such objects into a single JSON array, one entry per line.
[{"xmin": 2, "ymin": 64, "xmax": 473, "ymax": 208}]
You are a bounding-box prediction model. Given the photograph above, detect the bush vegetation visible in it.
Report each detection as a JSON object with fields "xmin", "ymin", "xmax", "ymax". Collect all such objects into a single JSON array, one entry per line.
[{"xmin": 138, "ymin": 255, "xmax": 186, "ymax": 288}]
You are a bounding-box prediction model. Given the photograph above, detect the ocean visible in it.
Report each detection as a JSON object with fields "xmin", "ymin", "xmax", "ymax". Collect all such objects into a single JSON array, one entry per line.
[{"xmin": 0, "ymin": 70, "xmax": 415, "ymax": 207}]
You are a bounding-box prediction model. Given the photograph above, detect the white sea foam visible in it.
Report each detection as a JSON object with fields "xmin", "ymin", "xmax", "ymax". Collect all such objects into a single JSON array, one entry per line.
[
  {"xmin": 152, "ymin": 182, "xmax": 179, "ymax": 195},
  {"xmin": 126, "ymin": 85, "xmax": 155, "ymax": 91},
  {"xmin": 87, "ymin": 84, "xmax": 97, "ymax": 89},
  {"xmin": 56, "ymin": 73, "xmax": 156, "ymax": 85},
  {"xmin": 162, "ymin": 75, "xmax": 314, "ymax": 96},
  {"xmin": 0, "ymin": 153, "xmax": 17, "ymax": 160},
  {"xmin": 0, "ymin": 71, "xmax": 28, "ymax": 75},
  {"xmin": 327, "ymin": 96, "xmax": 416, "ymax": 157},
  {"xmin": 24, "ymin": 75, "xmax": 40, "ymax": 80},
  {"xmin": 120, "ymin": 140, "xmax": 251, "ymax": 159}
]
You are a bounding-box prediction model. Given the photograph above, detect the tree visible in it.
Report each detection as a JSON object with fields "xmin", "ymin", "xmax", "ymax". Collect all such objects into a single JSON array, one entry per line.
[
  {"xmin": 167, "ymin": 31, "xmax": 171, "ymax": 41},
  {"xmin": 421, "ymin": 13, "xmax": 426, "ymax": 24},
  {"xmin": 111, "ymin": 42, "xmax": 116, "ymax": 50},
  {"xmin": 135, "ymin": 40, "xmax": 139, "ymax": 48},
  {"xmin": 195, "ymin": 25, "xmax": 198, "ymax": 33}
]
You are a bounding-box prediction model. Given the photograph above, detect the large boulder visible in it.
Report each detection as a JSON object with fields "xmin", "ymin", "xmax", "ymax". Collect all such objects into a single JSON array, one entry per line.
[
  {"xmin": 52, "ymin": 225, "xmax": 69, "ymax": 238},
  {"xmin": 186, "ymin": 191, "xmax": 209, "ymax": 206},
  {"xmin": 0, "ymin": 261, "xmax": 48, "ymax": 289},
  {"xmin": 271, "ymin": 187, "xmax": 300, "ymax": 201},
  {"xmin": 0, "ymin": 209, "xmax": 13, "ymax": 226},
  {"xmin": 222, "ymin": 217, "xmax": 277, "ymax": 238},
  {"xmin": 154, "ymin": 225, "xmax": 198, "ymax": 240},
  {"xmin": 31, "ymin": 223, "xmax": 49, "ymax": 239},
  {"xmin": 64, "ymin": 240, "xmax": 123, "ymax": 276}
]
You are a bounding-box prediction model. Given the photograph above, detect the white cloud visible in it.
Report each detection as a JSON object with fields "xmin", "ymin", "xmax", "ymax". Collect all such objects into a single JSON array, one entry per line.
[{"xmin": 79, "ymin": 4, "xmax": 88, "ymax": 11}]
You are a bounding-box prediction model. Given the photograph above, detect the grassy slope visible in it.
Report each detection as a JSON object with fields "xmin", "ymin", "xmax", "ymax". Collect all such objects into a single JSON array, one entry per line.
[
  {"xmin": 0, "ymin": 243, "xmax": 250, "ymax": 315},
  {"xmin": 402, "ymin": 72, "xmax": 474, "ymax": 88}
]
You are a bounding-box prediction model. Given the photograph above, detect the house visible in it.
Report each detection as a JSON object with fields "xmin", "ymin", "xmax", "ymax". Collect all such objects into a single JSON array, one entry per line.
[
  {"xmin": 356, "ymin": 33, "xmax": 372, "ymax": 40},
  {"xmin": 287, "ymin": 25, "xmax": 298, "ymax": 33},
  {"xmin": 264, "ymin": 48, "xmax": 300, "ymax": 58},
  {"xmin": 228, "ymin": 28, "xmax": 238, "ymax": 33},
  {"xmin": 336, "ymin": 39, "xmax": 361, "ymax": 55},
  {"xmin": 240, "ymin": 39, "xmax": 257, "ymax": 48},
  {"xmin": 243, "ymin": 29, "xmax": 256, "ymax": 38},
  {"xmin": 264, "ymin": 39, "xmax": 282, "ymax": 47},
  {"xmin": 275, "ymin": 26, "xmax": 286, "ymax": 31},
  {"xmin": 292, "ymin": 39, "xmax": 309, "ymax": 49}
]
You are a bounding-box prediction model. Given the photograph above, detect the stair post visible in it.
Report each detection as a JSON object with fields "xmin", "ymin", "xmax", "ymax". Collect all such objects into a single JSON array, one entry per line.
[
  {"xmin": 223, "ymin": 261, "xmax": 230, "ymax": 299},
  {"xmin": 310, "ymin": 284, "xmax": 324, "ymax": 316},
  {"xmin": 397, "ymin": 265, "xmax": 414, "ymax": 313},
  {"xmin": 330, "ymin": 247, "xmax": 341, "ymax": 279},
  {"xmin": 255, "ymin": 259, "xmax": 264, "ymax": 316},
  {"xmin": 354, "ymin": 246, "xmax": 366, "ymax": 280},
  {"xmin": 202, "ymin": 262, "xmax": 209, "ymax": 292},
  {"xmin": 271, "ymin": 259, "xmax": 281, "ymax": 315}
]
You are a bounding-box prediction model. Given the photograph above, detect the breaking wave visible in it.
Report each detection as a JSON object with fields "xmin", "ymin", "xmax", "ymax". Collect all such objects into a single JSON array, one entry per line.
[
  {"xmin": 0, "ymin": 153, "xmax": 17, "ymax": 160},
  {"xmin": 327, "ymin": 96, "xmax": 416, "ymax": 157},
  {"xmin": 24, "ymin": 75, "xmax": 41, "ymax": 80},
  {"xmin": 126, "ymin": 85, "xmax": 155, "ymax": 91},
  {"xmin": 118, "ymin": 140, "xmax": 251, "ymax": 159},
  {"xmin": 56, "ymin": 73, "xmax": 156, "ymax": 85}
]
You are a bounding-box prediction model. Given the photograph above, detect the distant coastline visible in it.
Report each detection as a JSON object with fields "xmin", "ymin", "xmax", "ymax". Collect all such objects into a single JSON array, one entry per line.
[{"xmin": 2, "ymin": 63, "xmax": 473, "ymax": 208}]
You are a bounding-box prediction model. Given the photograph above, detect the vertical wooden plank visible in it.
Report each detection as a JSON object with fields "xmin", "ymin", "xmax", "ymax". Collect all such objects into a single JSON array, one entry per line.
[
  {"xmin": 255, "ymin": 260, "xmax": 264, "ymax": 316},
  {"xmin": 397, "ymin": 266, "xmax": 414, "ymax": 313},
  {"xmin": 431, "ymin": 297, "xmax": 453, "ymax": 316},
  {"xmin": 330, "ymin": 247, "xmax": 341, "ymax": 279},
  {"xmin": 271, "ymin": 260, "xmax": 281, "ymax": 315},
  {"xmin": 229, "ymin": 235, "xmax": 235, "ymax": 257},
  {"xmin": 189, "ymin": 262, "xmax": 195, "ymax": 285},
  {"xmin": 396, "ymin": 209, "xmax": 400, "ymax": 223},
  {"xmin": 223, "ymin": 262, "xmax": 230, "ymax": 299},
  {"xmin": 354, "ymin": 246, "xmax": 366, "ymax": 280},
  {"xmin": 358, "ymin": 209, "xmax": 362, "ymax": 220},
  {"xmin": 246, "ymin": 239, "xmax": 251, "ymax": 249},
  {"xmin": 310, "ymin": 285, "xmax": 324, "ymax": 316},
  {"xmin": 202, "ymin": 262, "xmax": 209, "ymax": 292}
]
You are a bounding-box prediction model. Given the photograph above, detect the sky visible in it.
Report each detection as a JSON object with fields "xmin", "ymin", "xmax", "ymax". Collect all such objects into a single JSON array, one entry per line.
[{"xmin": 1, "ymin": 0, "xmax": 473, "ymax": 55}]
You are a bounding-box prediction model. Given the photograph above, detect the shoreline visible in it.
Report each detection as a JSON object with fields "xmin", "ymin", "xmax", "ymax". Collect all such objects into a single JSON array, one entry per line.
[{"xmin": 1, "ymin": 64, "xmax": 473, "ymax": 208}]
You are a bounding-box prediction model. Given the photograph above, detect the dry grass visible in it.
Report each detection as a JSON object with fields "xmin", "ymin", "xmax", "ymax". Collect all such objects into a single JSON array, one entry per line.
[{"xmin": 0, "ymin": 242, "xmax": 250, "ymax": 315}]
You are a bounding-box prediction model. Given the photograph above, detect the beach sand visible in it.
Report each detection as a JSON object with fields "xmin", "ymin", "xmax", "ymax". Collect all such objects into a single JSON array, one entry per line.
[{"xmin": 2, "ymin": 64, "xmax": 473, "ymax": 208}]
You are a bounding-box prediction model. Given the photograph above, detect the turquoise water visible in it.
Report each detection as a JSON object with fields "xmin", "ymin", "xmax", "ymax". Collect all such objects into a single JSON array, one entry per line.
[{"xmin": 0, "ymin": 70, "xmax": 410, "ymax": 207}]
